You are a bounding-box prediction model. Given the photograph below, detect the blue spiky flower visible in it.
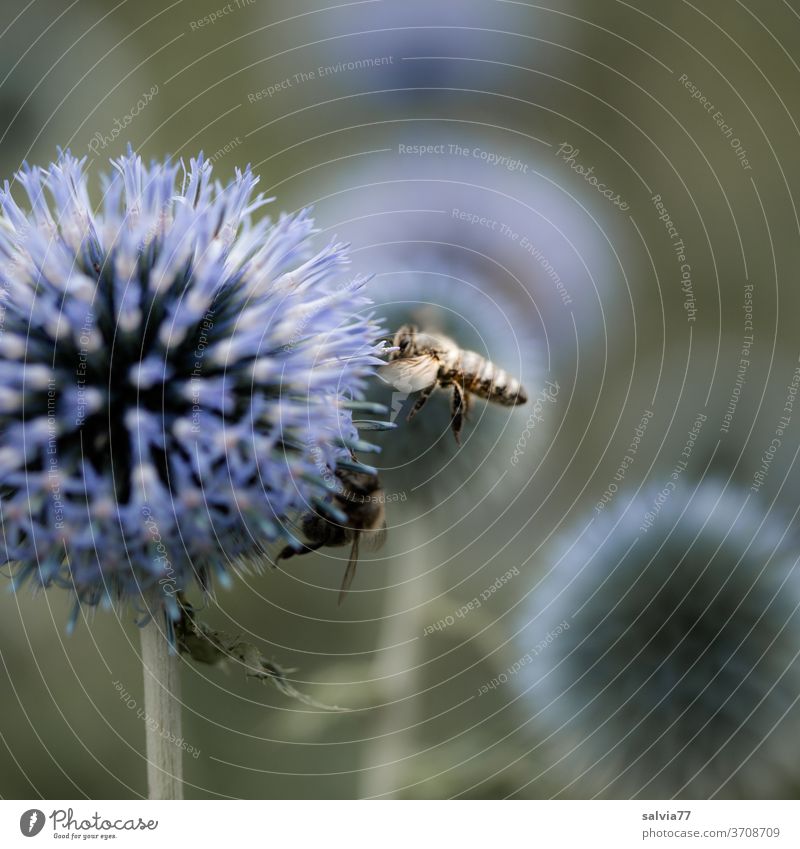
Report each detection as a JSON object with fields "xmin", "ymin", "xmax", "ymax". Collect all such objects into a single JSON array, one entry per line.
[
  {"xmin": 514, "ymin": 481, "xmax": 800, "ymax": 798},
  {"xmin": 0, "ymin": 149, "xmax": 386, "ymax": 623}
]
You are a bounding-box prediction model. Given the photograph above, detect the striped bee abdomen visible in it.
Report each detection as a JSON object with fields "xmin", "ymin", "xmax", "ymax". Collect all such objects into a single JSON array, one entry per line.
[{"xmin": 459, "ymin": 349, "xmax": 528, "ymax": 406}]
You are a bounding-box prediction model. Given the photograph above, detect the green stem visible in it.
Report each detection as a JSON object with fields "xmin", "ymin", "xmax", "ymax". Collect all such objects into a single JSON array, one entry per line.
[{"xmin": 359, "ymin": 521, "xmax": 433, "ymax": 798}]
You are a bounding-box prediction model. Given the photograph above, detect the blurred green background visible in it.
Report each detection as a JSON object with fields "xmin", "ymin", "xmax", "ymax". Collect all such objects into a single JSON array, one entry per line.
[{"xmin": 2, "ymin": 0, "xmax": 800, "ymax": 799}]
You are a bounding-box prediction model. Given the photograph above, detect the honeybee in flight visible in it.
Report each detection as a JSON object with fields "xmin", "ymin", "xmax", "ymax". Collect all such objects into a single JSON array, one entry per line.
[
  {"xmin": 278, "ymin": 466, "xmax": 386, "ymax": 604},
  {"xmin": 381, "ymin": 324, "xmax": 528, "ymax": 443}
]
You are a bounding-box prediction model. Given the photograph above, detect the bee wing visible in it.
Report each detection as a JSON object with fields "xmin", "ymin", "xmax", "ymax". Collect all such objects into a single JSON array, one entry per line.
[
  {"xmin": 379, "ymin": 356, "xmax": 439, "ymax": 393},
  {"xmin": 338, "ymin": 535, "xmax": 360, "ymax": 605},
  {"xmin": 363, "ymin": 519, "xmax": 387, "ymax": 551}
]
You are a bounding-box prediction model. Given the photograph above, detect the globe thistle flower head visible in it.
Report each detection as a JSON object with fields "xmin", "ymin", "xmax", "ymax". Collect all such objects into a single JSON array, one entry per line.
[
  {"xmin": 0, "ymin": 148, "xmax": 385, "ymax": 621},
  {"xmin": 514, "ymin": 481, "xmax": 800, "ymax": 798}
]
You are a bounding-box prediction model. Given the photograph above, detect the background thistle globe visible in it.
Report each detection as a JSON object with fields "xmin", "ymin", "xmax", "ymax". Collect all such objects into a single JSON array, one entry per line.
[
  {"xmin": 0, "ymin": 149, "xmax": 385, "ymax": 622},
  {"xmin": 513, "ymin": 481, "xmax": 800, "ymax": 798}
]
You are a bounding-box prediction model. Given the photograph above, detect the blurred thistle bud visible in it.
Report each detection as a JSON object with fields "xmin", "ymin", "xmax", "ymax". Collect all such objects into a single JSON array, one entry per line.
[
  {"xmin": 0, "ymin": 148, "xmax": 385, "ymax": 625},
  {"xmin": 514, "ymin": 481, "xmax": 800, "ymax": 798}
]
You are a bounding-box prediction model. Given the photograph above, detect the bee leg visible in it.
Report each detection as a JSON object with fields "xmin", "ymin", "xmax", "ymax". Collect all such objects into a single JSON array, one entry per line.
[
  {"xmin": 278, "ymin": 541, "xmax": 324, "ymax": 561},
  {"xmin": 463, "ymin": 389, "xmax": 472, "ymax": 420},
  {"xmin": 407, "ymin": 382, "xmax": 436, "ymax": 421},
  {"xmin": 450, "ymin": 382, "xmax": 465, "ymax": 444}
]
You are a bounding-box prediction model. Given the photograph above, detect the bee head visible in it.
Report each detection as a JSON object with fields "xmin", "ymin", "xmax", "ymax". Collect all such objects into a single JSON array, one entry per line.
[
  {"xmin": 394, "ymin": 324, "xmax": 418, "ymax": 356},
  {"xmin": 393, "ymin": 324, "xmax": 417, "ymax": 356}
]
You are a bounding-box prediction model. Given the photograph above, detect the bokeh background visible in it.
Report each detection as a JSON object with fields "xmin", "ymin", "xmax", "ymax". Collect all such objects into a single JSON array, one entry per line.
[{"xmin": 2, "ymin": 0, "xmax": 800, "ymax": 799}]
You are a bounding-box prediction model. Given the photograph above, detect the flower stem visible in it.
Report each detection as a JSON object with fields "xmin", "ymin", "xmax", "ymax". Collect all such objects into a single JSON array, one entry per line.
[
  {"xmin": 140, "ymin": 613, "xmax": 183, "ymax": 799},
  {"xmin": 359, "ymin": 521, "xmax": 434, "ymax": 798}
]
